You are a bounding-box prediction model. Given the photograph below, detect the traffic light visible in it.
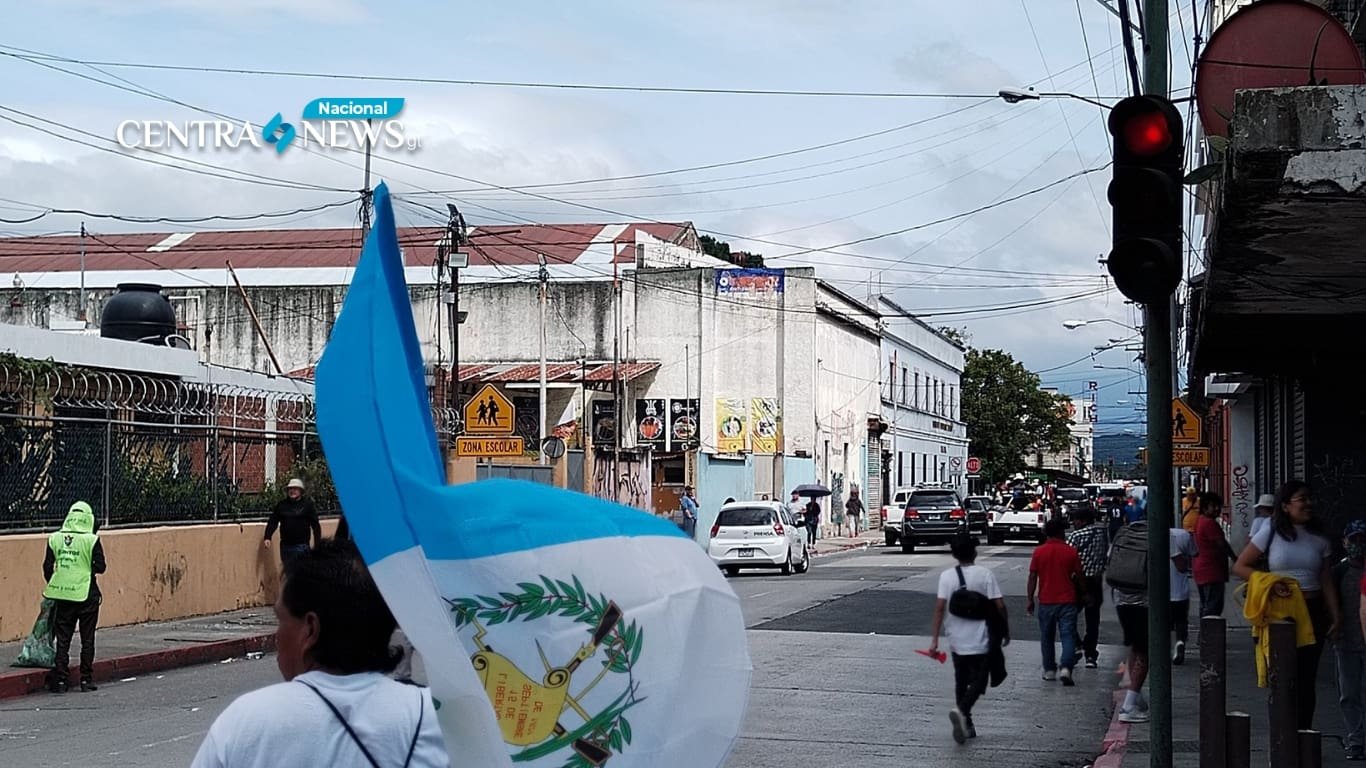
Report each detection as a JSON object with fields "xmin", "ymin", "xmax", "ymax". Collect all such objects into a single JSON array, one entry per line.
[{"xmin": 1105, "ymin": 95, "xmax": 1184, "ymax": 305}]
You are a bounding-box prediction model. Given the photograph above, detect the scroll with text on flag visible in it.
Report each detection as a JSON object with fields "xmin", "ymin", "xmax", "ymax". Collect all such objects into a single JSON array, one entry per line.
[{"xmin": 315, "ymin": 183, "xmax": 751, "ymax": 767}]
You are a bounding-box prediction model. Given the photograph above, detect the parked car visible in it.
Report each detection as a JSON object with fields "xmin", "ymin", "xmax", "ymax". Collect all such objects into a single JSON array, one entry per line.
[
  {"xmin": 964, "ymin": 496, "xmax": 993, "ymax": 536},
  {"xmin": 709, "ymin": 501, "xmax": 810, "ymax": 576},
  {"xmin": 986, "ymin": 505, "xmax": 1047, "ymax": 545},
  {"xmin": 1055, "ymin": 487, "xmax": 1093, "ymax": 520},
  {"xmin": 881, "ymin": 488, "xmax": 913, "ymax": 546},
  {"xmin": 899, "ymin": 489, "xmax": 969, "ymax": 554}
]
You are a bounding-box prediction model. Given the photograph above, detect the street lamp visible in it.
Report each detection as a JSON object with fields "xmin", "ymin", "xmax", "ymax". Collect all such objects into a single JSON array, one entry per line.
[
  {"xmin": 1063, "ymin": 318, "xmax": 1140, "ymax": 332},
  {"xmin": 998, "ymin": 87, "xmax": 1113, "ymax": 110}
]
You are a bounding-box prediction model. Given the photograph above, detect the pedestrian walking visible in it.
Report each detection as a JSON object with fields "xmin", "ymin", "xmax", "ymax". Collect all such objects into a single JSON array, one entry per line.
[
  {"xmin": 42, "ymin": 500, "xmax": 106, "ymax": 694},
  {"xmin": 929, "ymin": 532, "xmax": 1009, "ymax": 745},
  {"xmin": 680, "ymin": 486, "xmax": 699, "ymax": 539},
  {"xmin": 191, "ymin": 541, "xmax": 447, "ymax": 768},
  {"xmin": 845, "ymin": 489, "xmax": 864, "ymax": 537},
  {"xmin": 1066, "ymin": 508, "xmax": 1107, "ymax": 669},
  {"xmin": 1233, "ymin": 480, "xmax": 1341, "ymax": 730},
  {"xmin": 1114, "ymin": 580, "xmax": 1152, "ymax": 723},
  {"xmin": 1026, "ymin": 517, "xmax": 1083, "ymax": 685},
  {"xmin": 1169, "ymin": 525, "xmax": 1197, "ymax": 665},
  {"xmin": 804, "ymin": 498, "xmax": 822, "ymax": 548},
  {"xmin": 1193, "ymin": 492, "xmax": 1234, "ymax": 619},
  {"xmin": 263, "ymin": 478, "xmax": 322, "ymax": 570},
  {"xmin": 1334, "ymin": 520, "xmax": 1366, "ymax": 761}
]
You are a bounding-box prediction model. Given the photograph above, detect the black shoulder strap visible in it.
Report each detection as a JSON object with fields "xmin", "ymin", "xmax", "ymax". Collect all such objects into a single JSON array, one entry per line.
[
  {"xmin": 298, "ymin": 680, "xmax": 382, "ymax": 768},
  {"xmin": 403, "ymin": 688, "xmax": 425, "ymax": 768},
  {"xmin": 956, "ymin": 565, "xmax": 967, "ymax": 588}
]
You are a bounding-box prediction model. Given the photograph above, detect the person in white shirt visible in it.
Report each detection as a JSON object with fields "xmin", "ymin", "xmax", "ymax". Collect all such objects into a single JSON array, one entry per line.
[
  {"xmin": 929, "ymin": 532, "xmax": 1008, "ymax": 746},
  {"xmin": 1169, "ymin": 527, "xmax": 1198, "ymax": 666},
  {"xmin": 1249, "ymin": 494, "xmax": 1276, "ymax": 543},
  {"xmin": 192, "ymin": 541, "xmax": 449, "ymax": 768}
]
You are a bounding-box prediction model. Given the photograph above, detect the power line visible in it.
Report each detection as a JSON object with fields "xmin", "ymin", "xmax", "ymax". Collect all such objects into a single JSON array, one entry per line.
[{"xmin": 0, "ymin": 198, "xmax": 360, "ymax": 225}]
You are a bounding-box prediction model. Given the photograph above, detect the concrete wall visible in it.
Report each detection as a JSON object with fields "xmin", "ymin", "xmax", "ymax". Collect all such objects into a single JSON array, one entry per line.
[
  {"xmin": 813, "ymin": 287, "xmax": 882, "ymax": 508},
  {"xmin": 0, "ymin": 519, "xmax": 338, "ymax": 643}
]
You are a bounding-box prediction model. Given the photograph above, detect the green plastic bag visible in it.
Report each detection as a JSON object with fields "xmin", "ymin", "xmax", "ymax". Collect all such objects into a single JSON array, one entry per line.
[{"xmin": 14, "ymin": 598, "xmax": 56, "ymax": 668}]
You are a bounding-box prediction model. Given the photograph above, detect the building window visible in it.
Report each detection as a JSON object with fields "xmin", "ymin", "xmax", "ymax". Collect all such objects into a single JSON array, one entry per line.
[
  {"xmin": 950, "ymin": 385, "xmax": 957, "ymax": 419},
  {"xmin": 901, "ymin": 366, "xmax": 908, "ymax": 404},
  {"xmin": 897, "ymin": 451, "xmax": 904, "ymax": 486},
  {"xmin": 888, "ymin": 359, "xmax": 896, "ymax": 401}
]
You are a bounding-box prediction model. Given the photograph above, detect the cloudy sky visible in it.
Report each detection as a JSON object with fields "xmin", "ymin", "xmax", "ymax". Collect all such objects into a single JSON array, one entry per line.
[{"xmin": 0, "ymin": 0, "xmax": 1201, "ymax": 433}]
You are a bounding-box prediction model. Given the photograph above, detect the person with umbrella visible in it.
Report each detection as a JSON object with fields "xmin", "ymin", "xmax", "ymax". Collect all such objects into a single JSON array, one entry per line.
[{"xmin": 793, "ymin": 484, "xmax": 831, "ymax": 548}]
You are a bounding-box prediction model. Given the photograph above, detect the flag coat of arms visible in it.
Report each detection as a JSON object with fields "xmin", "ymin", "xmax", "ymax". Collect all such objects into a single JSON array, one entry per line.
[{"xmin": 315, "ymin": 183, "xmax": 751, "ymax": 767}]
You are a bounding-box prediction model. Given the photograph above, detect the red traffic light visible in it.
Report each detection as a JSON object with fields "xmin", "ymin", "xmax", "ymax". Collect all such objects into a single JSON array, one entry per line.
[{"xmin": 1121, "ymin": 112, "xmax": 1173, "ymax": 155}]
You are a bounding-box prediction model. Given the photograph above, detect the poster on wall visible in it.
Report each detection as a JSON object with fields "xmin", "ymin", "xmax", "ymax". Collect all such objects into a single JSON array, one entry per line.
[
  {"xmin": 715, "ymin": 268, "xmax": 784, "ymax": 295},
  {"xmin": 714, "ymin": 397, "xmax": 748, "ymax": 454},
  {"xmin": 591, "ymin": 399, "xmax": 617, "ymax": 448},
  {"xmin": 750, "ymin": 397, "xmax": 782, "ymax": 454},
  {"xmin": 635, "ymin": 398, "xmax": 667, "ymax": 449},
  {"xmin": 669, "ymin": 398, "xmax": 700, "ymax": 452}
]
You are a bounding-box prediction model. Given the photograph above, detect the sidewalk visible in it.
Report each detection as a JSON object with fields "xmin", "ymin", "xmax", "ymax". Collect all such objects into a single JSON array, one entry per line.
[
  {"xmin": 0, "ymin": 607, "xmax": 275, "ymax": 700},
  {"xmin": 810, "ymin": 528, "xmax": 884, "ymax": 556},
  {"xmin": 1099, "ymin": 612, "xmax": 1351, "ymax": 767}
]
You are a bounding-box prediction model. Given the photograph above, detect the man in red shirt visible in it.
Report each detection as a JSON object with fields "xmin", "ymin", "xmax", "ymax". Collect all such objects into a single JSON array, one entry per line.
[
  {"xmin": 1193, "ymin": 492, "xmax": 1233, "ymax": 618},
  {"xmin": 1027, "ymin": 517, "xmax": 1084, "ymax": 685}
]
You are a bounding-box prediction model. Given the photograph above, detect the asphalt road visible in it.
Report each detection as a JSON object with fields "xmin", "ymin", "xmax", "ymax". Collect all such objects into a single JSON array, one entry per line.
[{"xmin": 0, "ymin": 542, "xmax": 1122, "ymax": 767}]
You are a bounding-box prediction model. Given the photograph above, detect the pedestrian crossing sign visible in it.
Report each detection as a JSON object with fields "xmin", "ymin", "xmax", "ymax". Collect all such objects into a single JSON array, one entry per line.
[
  {"xmin": 1171, "ymin": 397, "xmax": 1202, "ymax": 445},
  {"xmin": 465, "ymin": 384, "xmax": 516, "ymax": 435}
]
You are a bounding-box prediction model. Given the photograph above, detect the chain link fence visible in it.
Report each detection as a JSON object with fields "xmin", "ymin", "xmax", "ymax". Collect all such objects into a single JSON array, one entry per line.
[{"xmin": 0, "ymin": 412, "xmax": 337, "ymax": 532}]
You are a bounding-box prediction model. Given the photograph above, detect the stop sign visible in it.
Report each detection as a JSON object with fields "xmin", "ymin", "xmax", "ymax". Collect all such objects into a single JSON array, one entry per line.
[{"xmin": 965, "ymin": 457, "xmax": 982, "ymax": 474}]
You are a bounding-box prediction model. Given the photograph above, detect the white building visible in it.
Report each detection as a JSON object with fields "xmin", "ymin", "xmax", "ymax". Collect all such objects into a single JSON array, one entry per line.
[
  {"xmin": 875, "ymin": 297, "xmax": 969, "ymax": 503},
  {"xmin": 1036, "ymin": 388, "xmax": 1096, "ymax": 480}
]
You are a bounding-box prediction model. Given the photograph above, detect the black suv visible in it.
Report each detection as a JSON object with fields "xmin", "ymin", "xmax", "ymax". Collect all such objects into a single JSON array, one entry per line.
[{"xmin": 900, "ymin": 489, "xmax": 969, "ymax": 554}]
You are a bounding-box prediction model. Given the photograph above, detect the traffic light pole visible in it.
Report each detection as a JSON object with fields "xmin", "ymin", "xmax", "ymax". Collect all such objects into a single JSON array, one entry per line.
[{"xmin": 1141, "ymin": 1, "xmax": 1174, "ymax": 767}]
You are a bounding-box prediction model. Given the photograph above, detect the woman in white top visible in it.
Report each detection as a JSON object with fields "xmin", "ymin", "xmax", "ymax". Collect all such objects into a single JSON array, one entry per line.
[{"xmin": 1233, "ymin": 480, "xmax": 1341, "ymax": 731}]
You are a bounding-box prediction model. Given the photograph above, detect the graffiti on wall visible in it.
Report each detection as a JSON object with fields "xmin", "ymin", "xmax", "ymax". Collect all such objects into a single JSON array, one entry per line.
[
  {"xmin": 593, "ymin": 454, "xmax": 651, "ymax": 511},
  {"xmin": 1231, "ymin": 464, "xmax": 1251, "ymax": 534}
]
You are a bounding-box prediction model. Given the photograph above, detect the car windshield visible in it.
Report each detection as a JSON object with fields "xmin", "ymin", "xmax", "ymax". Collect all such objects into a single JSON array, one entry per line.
[
  {"xmin": 717, "ymin": 507, "xmax": 774, "ymax": 527},
  {"xmin": 1057, "ymin": 489, "xmax": 1087, "ymax": 500},
  {"xmin": 1100, "ymin": 489, "xmax": 1126, "ymax": 500},
  {"xmin": 908, "ymin": 492, "xmax": 957, "ymax": 507},
  {"xmin": 966, "ymin": 499, "xmax": 985, "ymax": 510}
]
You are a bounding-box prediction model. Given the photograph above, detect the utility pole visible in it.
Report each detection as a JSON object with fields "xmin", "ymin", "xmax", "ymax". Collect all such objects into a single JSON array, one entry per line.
[
  {"xmin": 538, "ymin": 253, "xmax": 549, "ymax": 465},
  {"xmin": 360, "ymin": 118, "xmax": 374, "ymax": 233},
  {"xmin": 1140, "ymin": 2, "xmax": 1175, "ymax": 766},
  {"xmin": 443, "ymin": 204, "xmax": 468, "ymax": 418},
  {"xmin": 78, "ymin": 222, "xmax": 87, "ymax": 323}
]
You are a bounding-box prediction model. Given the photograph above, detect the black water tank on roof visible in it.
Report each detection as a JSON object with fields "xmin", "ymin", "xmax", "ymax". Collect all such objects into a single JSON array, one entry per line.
[{"xmin": 99, "ymin": 283, "xmax": 177, "ymax": 344}]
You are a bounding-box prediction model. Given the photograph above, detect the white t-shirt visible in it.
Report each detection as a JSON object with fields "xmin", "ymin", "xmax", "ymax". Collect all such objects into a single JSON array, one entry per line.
[
  {"xmin": 191, "ymin": 671, "xmax": 450, "ymax": 768},
  {"xmin": 1249, "ymin": 516, "xmax": 1271, "ymax": 543},
  {"xmin": 1251, "ymin": 524, "xmax": 1332, "ymax": 592},
  {"xmin": 1170, "ymin": 528, "xmax": 1198, "ymax": 602},
  {"xmin": 936, "ymin": 564, "xmax": 1004, "ymax": 655}
]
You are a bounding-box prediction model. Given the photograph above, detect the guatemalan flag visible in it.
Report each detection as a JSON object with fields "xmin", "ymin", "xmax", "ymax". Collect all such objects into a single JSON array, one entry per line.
[{"xmin": 315, "ymin": 183, "xmax": 751, "ymax": 767}]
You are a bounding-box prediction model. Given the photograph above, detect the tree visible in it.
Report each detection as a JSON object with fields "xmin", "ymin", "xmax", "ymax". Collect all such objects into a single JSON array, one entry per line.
[
  {"xmin": 959, "ymin": 348, "xmax": 1074, "ymax": 483},
  {"xmin": 936, "ymin": 326, "xmax": 970, "ymax": 347},
  {"xmin": 699, "ymin": 234, "xmax": 765, "ymax": 267}
]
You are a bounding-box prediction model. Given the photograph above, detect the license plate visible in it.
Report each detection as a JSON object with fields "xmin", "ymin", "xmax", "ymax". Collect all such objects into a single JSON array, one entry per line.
[
  {"xmin": 738, "ymin": 549, "xmax": 755, "ymax": 558},
  {"xmin": 1011, "ymin": 526, "xmax": 1019, "ymax": 533}
]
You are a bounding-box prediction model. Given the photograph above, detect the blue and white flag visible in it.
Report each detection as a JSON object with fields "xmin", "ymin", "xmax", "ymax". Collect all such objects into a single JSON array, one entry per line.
[{"xmin": 316, "ymin": 183, "xmax": 751, "ymax": 767}]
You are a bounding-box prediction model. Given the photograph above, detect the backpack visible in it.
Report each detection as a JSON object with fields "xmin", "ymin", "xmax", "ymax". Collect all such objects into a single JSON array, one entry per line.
[
  {"xmin": 1105, "ymin": 521, "xmax": 1149, "ymax": 591},
  {"xmin": 948, "ymin": 566, "xmax": 992, "ymax": 620}
]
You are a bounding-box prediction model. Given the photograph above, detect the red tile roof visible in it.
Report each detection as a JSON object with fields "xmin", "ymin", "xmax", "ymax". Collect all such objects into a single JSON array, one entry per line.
[{"xmin": 0, "ymin": 223, "xmax": 695, "ymax": 273}]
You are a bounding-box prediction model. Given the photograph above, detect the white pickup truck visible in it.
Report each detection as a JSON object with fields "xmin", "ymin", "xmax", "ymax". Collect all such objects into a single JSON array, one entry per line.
[
  {"xmin": 985, "ymin": 501, "xmax": 1048, "ymax": 545},
  {"xmin": 880, "ymin": 488, "xmax": 912, "ymax": 546}
]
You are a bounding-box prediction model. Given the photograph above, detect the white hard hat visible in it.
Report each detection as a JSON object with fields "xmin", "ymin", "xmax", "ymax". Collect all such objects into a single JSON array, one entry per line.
[
  {"xmin": 287, "ymin": 478, "xmax": 305, "ymax": 491},
  {"xmin": 1256, "ymin": 494, "xmax": 1275, "ymax": 509}
]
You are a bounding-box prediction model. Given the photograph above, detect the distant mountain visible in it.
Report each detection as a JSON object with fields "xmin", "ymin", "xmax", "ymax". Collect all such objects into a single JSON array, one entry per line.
[{"xmin": 1093, "ymin": 434, "xmax": 1144, "ymax": 474}]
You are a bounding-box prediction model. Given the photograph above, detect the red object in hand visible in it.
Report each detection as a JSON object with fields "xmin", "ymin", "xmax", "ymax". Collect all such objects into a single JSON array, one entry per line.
[{"xmin": 916, "ymin": 648, "xmax": 947, "ymax": 663}]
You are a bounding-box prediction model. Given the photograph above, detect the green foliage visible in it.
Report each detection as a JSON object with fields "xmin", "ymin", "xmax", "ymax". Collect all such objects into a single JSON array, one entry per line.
[
  {"xmin": 698, "ymin": 234, "xmax": 764, "ymax": 267},
  {"xmin": 936, "ymin": 326, "xmax": 970, "ymax": 347},
  {"xmin": 960, "ymin": 348, "xmax": 1074, "ymax": 483},
  {"xmin": 259, "ymin": 455, "xmax": 338, "ymax": 514}
]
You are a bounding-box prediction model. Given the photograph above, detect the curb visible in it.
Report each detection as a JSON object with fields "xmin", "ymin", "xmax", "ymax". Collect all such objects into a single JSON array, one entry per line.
[
  {"xmin": 1091, "ymin": 689, "xmax": 1132, "ymax": 768},
  {"xmin": 810, "ymin": 541, "xmax": 874, "ymax": 558},
  {"xmin": 0, "ymin": 632, "xmax": 276, "ymax": 701}
]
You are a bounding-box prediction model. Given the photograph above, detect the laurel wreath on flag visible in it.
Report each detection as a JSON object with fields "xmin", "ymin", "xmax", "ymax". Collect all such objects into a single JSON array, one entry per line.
[{"xmin": 449, "ymin": 576, "xmax": 645, "ymax": 767}]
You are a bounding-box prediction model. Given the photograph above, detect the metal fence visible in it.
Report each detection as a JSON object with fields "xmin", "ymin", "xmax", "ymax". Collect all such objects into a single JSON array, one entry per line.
[
  {"xmin": 0, "ymin": 413, "xmax": 336, "ymax": 532},
  {"xmin": 0, "ymin": 362, "xmax": 461, "ymax": 533}
]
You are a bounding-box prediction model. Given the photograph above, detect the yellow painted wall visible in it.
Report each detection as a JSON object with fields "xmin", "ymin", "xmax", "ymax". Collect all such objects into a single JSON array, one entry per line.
[{"xmin": 0, "ymin": 519, "xmax": 338, "ymax": 643}]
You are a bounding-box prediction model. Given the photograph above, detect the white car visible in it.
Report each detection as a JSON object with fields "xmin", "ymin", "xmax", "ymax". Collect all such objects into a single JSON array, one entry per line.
[{"xmin": 709, "ymin": 501, "xmax": 810, "ymax": 576}]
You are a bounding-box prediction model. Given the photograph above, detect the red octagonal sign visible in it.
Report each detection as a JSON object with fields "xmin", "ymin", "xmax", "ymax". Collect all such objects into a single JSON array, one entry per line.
[{"xmin": 965, "ymin": 457, "xmax": 982, "ymax": 474}]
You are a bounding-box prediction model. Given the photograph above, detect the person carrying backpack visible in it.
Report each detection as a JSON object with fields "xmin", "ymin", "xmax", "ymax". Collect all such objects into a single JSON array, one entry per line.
[
  {"xmin": 1107, "ymin": 520, "xmax": 1152, "ymax": 723},
  {"xmin": 929, "ymin": 532, "xmax": 1009, "ymax": 745}
]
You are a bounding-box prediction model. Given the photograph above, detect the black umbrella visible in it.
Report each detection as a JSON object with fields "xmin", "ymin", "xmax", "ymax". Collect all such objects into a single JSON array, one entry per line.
[{"xmin": 792, "ymin": 483, "xmax": 832, "ymax": 498}]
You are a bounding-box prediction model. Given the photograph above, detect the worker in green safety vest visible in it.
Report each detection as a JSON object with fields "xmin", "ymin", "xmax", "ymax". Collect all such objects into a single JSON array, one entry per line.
[{"xmin": 42, "ymin": 500, "xmax": 107, "ymax": 694}]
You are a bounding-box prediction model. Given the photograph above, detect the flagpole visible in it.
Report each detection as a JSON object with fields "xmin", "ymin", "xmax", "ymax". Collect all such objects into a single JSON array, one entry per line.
[{"xmin": 538, "ymin": 254, "xmax": 549, "ymax": 466}]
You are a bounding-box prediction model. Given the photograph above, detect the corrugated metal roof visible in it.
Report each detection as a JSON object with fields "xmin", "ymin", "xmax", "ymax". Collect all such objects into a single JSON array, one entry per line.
[{"xmin": 0, "ymin": 223, "xmax": 693, "ymax": 274}]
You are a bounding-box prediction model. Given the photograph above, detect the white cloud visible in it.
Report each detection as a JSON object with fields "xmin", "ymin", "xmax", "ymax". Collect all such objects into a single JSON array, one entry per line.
[{"xmin": 47, "ymin": 0, "xmax": 370, "ymax": 23}]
